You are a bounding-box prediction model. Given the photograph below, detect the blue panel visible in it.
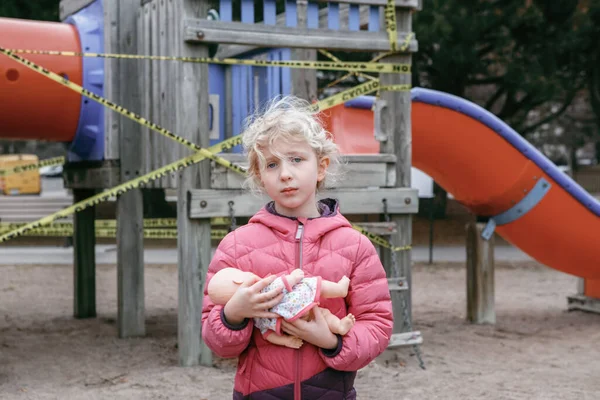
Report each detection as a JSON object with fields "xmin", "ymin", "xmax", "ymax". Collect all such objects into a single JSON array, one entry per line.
[
  {"xmin": 328, "ymin": 3, "xmax": 340, "ymax": 30},
  {"xmin": 220, "ymin": 0, "xmax": 233, "ymax": 21},
  {"xmin": 368, "ymin": 6, "xmax": 380, "ymax": 31},
  {"xmin": 241, "ymin": 0, "xmax": 254, "ymax": 23},
  {"xmin": 65, "ymin": 0, "xmax": 104, "ymax": 161},
  {"xmin": 268, "ymin": 50, "xmax": 281, "ymax": 99},
  {"xmin": 349, "ymin": 4, "xmax": 360, "ymax": 31},
  {"xmin": 286, "ymin": 0, "xmax": 297, "ymax": 27},
  {"xmin": 264, "ymin": 0, "xmax": 277, "ymax": 25},
  {"xmin": 231, "ymin": 66, "xmax": 244, "ymax": 153},
  {"xmin": 280, "ymin": 48, "xmax": 292, "ymax": 95},
  {"xmin": 208, "ymin": 64, "xmax": 226, "ymax": 146},
  {"xmin": 307, "ymin": 3, "xmax": 319, "ymax": 28}
]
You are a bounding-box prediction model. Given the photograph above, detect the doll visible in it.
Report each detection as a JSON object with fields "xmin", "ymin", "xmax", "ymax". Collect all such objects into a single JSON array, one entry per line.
[{"xmin": 207, "ymin": 267, "xmax": 356, "ymax": 349}]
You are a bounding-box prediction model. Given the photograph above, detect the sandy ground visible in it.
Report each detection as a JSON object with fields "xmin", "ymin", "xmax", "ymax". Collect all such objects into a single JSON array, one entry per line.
[{"xmin": 2, "ymin": 260, "xmax": 600, "ymax": 400}]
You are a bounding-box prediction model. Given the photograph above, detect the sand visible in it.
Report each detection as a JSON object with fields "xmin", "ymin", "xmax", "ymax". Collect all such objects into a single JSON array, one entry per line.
[{"xmin": 2, "ymin": 259, "xmax": 600, "ymax": 400}]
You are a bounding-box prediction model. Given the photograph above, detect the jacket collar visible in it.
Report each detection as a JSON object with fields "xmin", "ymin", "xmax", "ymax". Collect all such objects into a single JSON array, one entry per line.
[{"xmin": 248, "ymin": 198, "xmax": 351, "ymax": 242}]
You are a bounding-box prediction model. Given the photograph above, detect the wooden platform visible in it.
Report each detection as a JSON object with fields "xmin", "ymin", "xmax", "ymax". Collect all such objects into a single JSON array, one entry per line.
[{"xmin": 567, "ymin": 294, "xmax": 600, "ymax": 314}]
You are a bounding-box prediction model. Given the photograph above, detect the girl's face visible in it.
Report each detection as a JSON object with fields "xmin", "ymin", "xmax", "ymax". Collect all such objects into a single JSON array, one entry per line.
[{"xmin": 258, "ymin": 137, "xmax": 329, "ymax": 218}]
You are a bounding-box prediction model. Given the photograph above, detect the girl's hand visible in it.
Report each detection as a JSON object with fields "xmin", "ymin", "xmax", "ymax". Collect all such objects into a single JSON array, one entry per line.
[
  {"xmin": 281, "ymin": 307, "xmax": 338, "ymax": 350},
  {"xmin": 223, "ymin": 274, "xmax": 284, "ymax": 325}
]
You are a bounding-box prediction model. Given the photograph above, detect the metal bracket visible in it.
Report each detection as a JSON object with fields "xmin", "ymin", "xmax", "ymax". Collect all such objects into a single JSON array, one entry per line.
[
  {"xmin": 373, "ymin": 99, "xmax": 388, "ymax": 142},
  {"xmin": 481, "ymin": 177, "xmax": 551, "ymax": 240}
]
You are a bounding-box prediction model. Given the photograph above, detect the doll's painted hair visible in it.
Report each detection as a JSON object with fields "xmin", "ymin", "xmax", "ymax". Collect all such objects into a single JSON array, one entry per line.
[{"xmin": 241, "ymin": 95, "xmax": 341, "ymax": 193}]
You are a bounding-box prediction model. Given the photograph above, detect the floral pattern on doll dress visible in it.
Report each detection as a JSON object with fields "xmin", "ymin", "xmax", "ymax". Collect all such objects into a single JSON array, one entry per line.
[{"xmin": 254, "ymin": 276, "xmax": 320, "ymax": 335}]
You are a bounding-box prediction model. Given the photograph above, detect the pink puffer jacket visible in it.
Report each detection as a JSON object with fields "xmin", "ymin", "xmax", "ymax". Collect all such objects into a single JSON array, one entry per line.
[{"xmin": 202, "ymin": 199, "xmax": 393, "ymax": 399}]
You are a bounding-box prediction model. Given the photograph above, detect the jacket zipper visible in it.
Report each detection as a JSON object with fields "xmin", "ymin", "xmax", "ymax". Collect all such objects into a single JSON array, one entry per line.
[{"xmin": 294, "ymin": 222, "xmax": 304, "ymax": 400}]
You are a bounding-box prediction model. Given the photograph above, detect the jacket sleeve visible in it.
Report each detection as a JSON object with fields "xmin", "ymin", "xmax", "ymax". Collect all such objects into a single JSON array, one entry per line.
[
  {"xmin": 201, "ymin": 231, "xmax": 254, "ymax": 358},
  {"xmin": 319, "ymin": 233, "xmax": 394, "ymax": 371}
]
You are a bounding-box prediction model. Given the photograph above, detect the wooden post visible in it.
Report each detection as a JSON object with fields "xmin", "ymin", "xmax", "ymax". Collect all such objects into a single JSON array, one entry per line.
[
  {"xmin": 113, "ymin": 0, "xmax": 146, "ymax": 338},
  {"xmin": 379, "ymin": 7, "xmax": 413, "ymax": 334},
  {"xmin": 73, "ymin": 188, "xmax": 97, "ymax": 318},
  {"xmin": 466, "ymin": 221, "xmax": 496, "ymax": 324},
  {"xmin": 175, "ymin": 0, "xmax": 212, "ymax": 367},
  {"xmin": 291, "ymin": 0, "xmax": 317, "ymax": 102}
]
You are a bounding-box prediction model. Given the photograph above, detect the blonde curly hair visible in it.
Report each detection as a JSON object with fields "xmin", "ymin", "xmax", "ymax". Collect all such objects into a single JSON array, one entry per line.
[{"xmin": 241, "ymin": 96, "xmax": 341, "ymax": 194}]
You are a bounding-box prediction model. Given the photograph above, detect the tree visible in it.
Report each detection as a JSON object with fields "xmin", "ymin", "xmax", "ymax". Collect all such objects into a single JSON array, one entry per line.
[
  {"xmin": 413, "ymin": 0, "xmax": 590, "ymax": 137},
  {"xmin": 0, "ymin": 1, "xmax": 59, "ymax": 21}
]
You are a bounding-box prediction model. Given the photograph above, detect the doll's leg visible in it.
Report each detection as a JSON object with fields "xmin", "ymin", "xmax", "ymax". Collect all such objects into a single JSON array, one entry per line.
[
  {"xmin": 320, "ymin": 276, "xmax": 351, "ymax": 299},
  {"xmin": 265, "ymin": 333, "xmax": 304, "ymax": 349},
  {"xmin": 319, "ymin": 307, "xmax": 355, "ymax": 335}
]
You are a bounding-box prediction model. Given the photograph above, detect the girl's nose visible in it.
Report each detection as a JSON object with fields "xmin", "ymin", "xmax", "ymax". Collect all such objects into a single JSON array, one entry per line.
[{"xmin": 279, "ymin": 163, "xmax": 292, "ymax": 180}]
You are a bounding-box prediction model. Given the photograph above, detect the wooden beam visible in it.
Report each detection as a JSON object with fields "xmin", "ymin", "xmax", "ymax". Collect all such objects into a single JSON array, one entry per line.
[
  {"xmin": 210, "ymin": 153, "xmax": 397, "ymax": 189},
  {"xmin": 103, "ymin": 0, "xmax": 120, "ymax": 160},
  {"xmin": 115, "ymin": 0, "xmax": 146, "ymax": 338},
  {"xmin": 59, "ymin": 0, "xmax": 96, "ymax": 20},
  {"xmin": 63, "ymin": 160, "xmax": 120, "ymax": 189},
  {"xmin": 189, "ymin": 188, "xmax": 418, "ymax": 218},
  {"xmin": 466, "ymin": 221, "xmax": 496, "ymax": 324},
  {"xmin": 316, "ymin": 0, "xmax": 419, "ymax": 7},
  {"xmin": 215, "ymin": 3, "xmax": 372, "ymax": 59},
  {"xmin": 73, "ymin": 189, "xmax": 97, "ymax": 319},
  {"xmin": 185, "ymin": 19, "xmax": 416, "ymax": 52},
  {"xmin": 378, "ymin": 7, "xmax": 413, "ymax": 335},
  {"xmin": 175, "ymin": 0, "xmax": 213, "ymax": 368}
]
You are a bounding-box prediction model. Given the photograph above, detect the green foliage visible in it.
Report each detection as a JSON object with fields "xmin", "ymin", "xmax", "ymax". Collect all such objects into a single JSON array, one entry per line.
[
  {"xmin": 413, "ymin": 0, "xmax": 593, "ymax": 136},
  {"xmin": 0, "ymin": 0, "xmax": 59, "ymax": 21}
]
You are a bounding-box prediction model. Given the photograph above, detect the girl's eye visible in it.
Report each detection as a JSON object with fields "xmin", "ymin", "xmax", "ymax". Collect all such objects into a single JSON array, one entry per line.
[
  {"xmin": 291, "ymin": 157, "xmax": 302, "ymax": 163},
  {"xmin": 267, "ymin": 162, "xmax": 278, "ymax": 169}
]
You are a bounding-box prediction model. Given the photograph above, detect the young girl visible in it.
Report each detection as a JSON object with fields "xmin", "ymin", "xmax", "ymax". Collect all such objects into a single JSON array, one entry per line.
[{"xmin": 201, "ymin": 96, "xmax": 393, "ymax": 399}]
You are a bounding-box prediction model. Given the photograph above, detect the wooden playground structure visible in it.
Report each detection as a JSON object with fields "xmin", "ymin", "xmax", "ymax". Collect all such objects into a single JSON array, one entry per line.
[{"xmin": 55, "ymin": 0, "xmax": 422, "ymax": 367}]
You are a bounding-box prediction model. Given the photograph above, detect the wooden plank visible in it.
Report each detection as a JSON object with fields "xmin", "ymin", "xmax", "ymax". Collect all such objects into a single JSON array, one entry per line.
[
  {"xmin": 466, "ymin": 222, "xmax": 496, "ymax": 324},
  {"xmin": 59, "ymin": 0, "xmax": 96, "ymax": 20},
  {"xmin": 63, "ymin": 160, "xmax": 120, "ymax": 189},
  {"xmin": 103, "ymin": 0, "xmax": 120, "ymax": 160},
  {"xmin": 139, "ymin": 2, "xmax": 153, "ymax": 187},
  {"xmin": 567, "ymin": 294, "xmax": 600, "ymax": 314},
  {"xmin": 189, "ymin": 188, "xmax": 418, "ymax": 218},
  {"xmin": 116, "ymin": 0, "xmax": 146, "ymax": 339},
  {"xmin": 211, "ymin": 161, "xmax": 392, "ymax": 189},
  {"xmin": 185, "ymin": 19, "xmax": 417, "ymax": 52},
  {"xmin": 315, "ymin": 0, "xmax": 419, "ymax": 7},
  {"xmin": 73, "ymin": 189, "xmax": 97, "ymax": 319},
  {"xmin": 357, "ymin": 222, "xmax": 397, "ymax": 235},
  {"xmin": 378, "ymin": 8, "xmax": 414, "ymax": 335},
  {"xmin": 387, "ymin": 331, "xmax": 423, "ymax": 348},
  {"xmin": 291, "ymin": 0, "xmax": 318, "ymax": 101},
  {"xmin": 215, "ymin": 4, "xmax": 373, "ymax": 58},
  {"xmin": 209, "ymin": 153, "xmax": 396, "ymax": 189},
  {"xmin": 174, "ymin": 0, "xmax": 213, "ymax": 368}
]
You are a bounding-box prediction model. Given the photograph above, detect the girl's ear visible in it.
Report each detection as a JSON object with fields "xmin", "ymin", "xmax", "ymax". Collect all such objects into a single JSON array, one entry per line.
[{"xmin": 317, "ymin": 156, "xmax": 330, "ymax": 182}]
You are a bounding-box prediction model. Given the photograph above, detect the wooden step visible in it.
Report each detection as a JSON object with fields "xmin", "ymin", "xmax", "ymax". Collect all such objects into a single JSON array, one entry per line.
[{"xmin": 387, "ymin": 331, "xmax": 423, "ymax": 348}]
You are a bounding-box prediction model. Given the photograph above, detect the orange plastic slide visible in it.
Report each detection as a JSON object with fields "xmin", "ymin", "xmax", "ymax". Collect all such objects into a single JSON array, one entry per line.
[{"xmin": 320, "ymin": 88, "xmax": 600, "ymax": 282}]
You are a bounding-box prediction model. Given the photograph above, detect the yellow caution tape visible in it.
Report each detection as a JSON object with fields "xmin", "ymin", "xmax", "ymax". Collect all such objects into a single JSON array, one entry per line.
[
  {"xmin": 352, "ymin": 225, "xmax": 411, "ymax": 252},
  {"xmin": 0, "ymin": 135, "xmax": 241, "ymax": 243},
  {"xmin": 2, "ymin": 226, "xmax": 228, "ymax": 240},
  {"xmin": 385, "ymin": 0, "xmax": 399, "ymax": 52},
  {"xmin": 0, "ymin": 49, "xmax": 411, "ymax": 252},
  {"xmin": 0, "ymin": 48, "xmax": 247, "ymax": 176},
  {"xmin": 2, "ymin": 48, "xmax": 411, "ymax": 75},
  {"xmin": 0, "ymin": 156, "xmax": 66, "ymax": 177},
  {"xmin": 0, "ymin": 217, "xmax": 233, "ymax": 230}
]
